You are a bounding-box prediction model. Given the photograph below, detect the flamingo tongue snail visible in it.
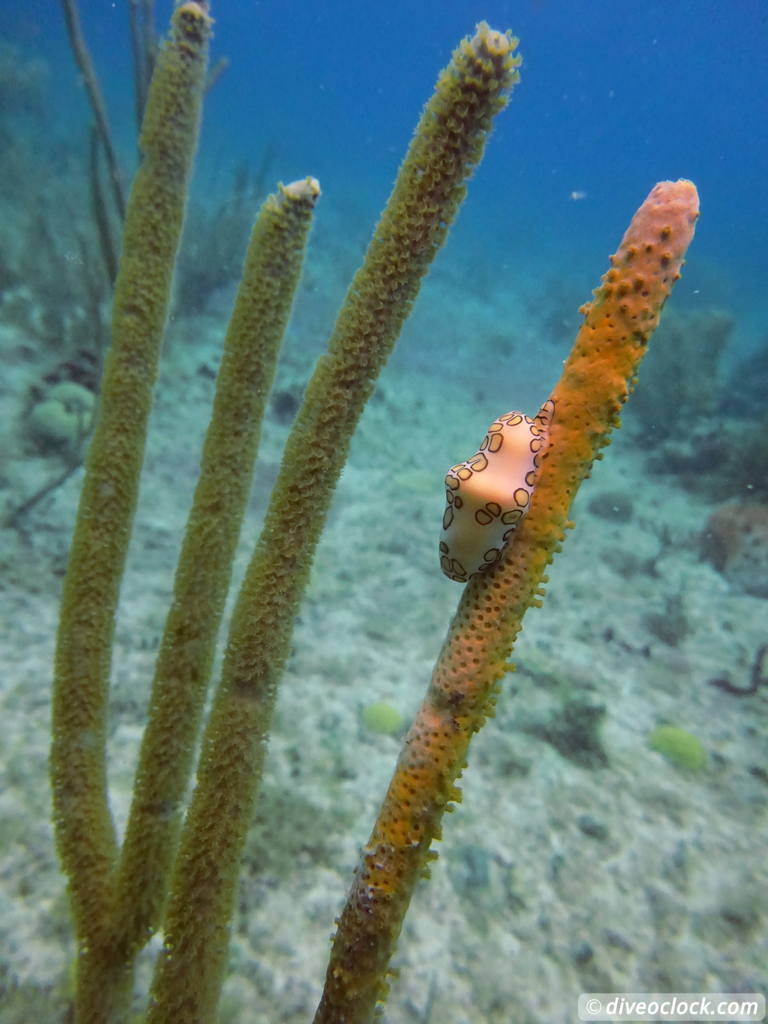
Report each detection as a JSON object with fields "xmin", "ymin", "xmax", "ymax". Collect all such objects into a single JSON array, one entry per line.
[{"xmin": 439, "ymin": 399, "xmax": 555, "ymax": 582}]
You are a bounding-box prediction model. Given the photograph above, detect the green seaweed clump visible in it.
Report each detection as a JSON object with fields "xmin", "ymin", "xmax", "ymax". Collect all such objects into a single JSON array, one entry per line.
[
  {"xmin": 649, "ymin": 725, "xmax": 707, "ymax": 773},
  {"xmin": 362, "ymin": 702, "xmax": 404, "ymax": 736}
]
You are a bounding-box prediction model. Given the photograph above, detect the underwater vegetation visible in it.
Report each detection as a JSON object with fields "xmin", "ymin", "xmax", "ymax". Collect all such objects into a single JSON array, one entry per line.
[
  {"xmin": 2, "ymin": 2, "xmax": 764, "ymax": 1024},
  {"xmin": 45, "ymin": 2, "xmax": 699, "ymax": 1020},
  {"xmin": 50, "ymin": 6, "xmax": 533, "ymax": 1021}
]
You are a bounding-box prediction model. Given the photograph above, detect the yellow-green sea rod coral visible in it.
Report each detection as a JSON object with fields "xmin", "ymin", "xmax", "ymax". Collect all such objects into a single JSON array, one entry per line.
[
  {"xmin": 315, "ymin": 180, "xmax": 699, "ymax": 1024},
  {"xmin": 147, "ymin": 23, "xmax": 520, "ymax": 1024},
  {"xmin": 112, "ymin": 177, "xmax": 320, "ymax": 958},
  {"xmin": 50, "ymin": 3, "xmax": 210, "ymax": 1020}
]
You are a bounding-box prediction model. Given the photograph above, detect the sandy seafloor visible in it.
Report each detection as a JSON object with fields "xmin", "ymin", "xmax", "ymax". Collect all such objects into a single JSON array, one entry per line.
[{"xmin": 0, "ymin": 190, "xmax": 766, "ymax": 1023}]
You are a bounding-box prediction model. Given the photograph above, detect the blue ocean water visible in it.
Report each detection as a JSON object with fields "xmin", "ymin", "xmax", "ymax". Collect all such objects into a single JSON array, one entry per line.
[
  {"xmin": 1, "ymin": 2, "xmax": 767, "ymax": 1022},
  {"xmin": 7, "ymin": 0, "xmax": 766, "ymax": 352}
]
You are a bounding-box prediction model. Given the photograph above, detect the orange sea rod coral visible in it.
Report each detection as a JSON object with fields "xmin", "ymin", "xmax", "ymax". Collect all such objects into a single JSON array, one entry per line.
[{"xmin": 315, "ymin": 180, "xmax": 699, "ymax": 1023}]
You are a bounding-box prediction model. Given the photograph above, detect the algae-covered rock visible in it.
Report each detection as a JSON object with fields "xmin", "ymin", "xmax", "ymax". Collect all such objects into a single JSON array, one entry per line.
[{"xmin": 27, "ymin": 380, "xmax": 94, "ymax": 452}]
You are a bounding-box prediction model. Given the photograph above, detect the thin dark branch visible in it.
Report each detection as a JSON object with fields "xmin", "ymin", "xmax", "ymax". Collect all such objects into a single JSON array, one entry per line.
[
  {"xmin": 708, "ymin": 643, "xmax": 768, "ymax": 696},
  {"xmin": 127, "ymin": 0, "xmax": 157, "ymax": 133},
  {"xmin": 59, "ymin": 0, "xmax": 126, "ymax": 220},
  {"xmin": 205, "ymin": 55, "xmax": 230, "ymax": 95},
  {"xmin": 89, "ymin": 126, "xmax": 120, "ymax": 286},
  {"xmin": 4, "ymin": 459, "xmax": 83, "ymax": 530}
]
